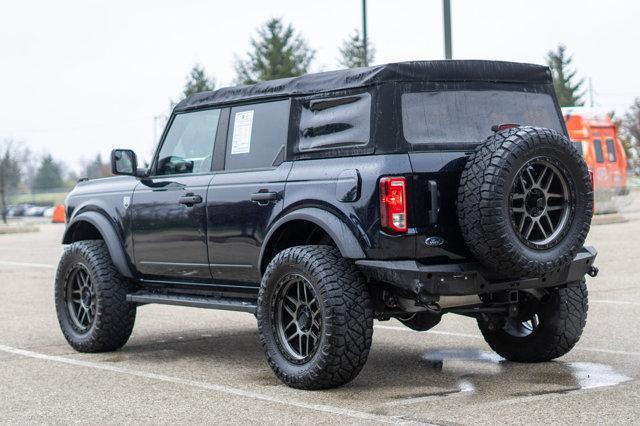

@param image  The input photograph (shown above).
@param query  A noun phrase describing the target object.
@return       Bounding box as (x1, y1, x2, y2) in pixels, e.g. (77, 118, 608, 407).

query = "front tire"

(257, 246, 373, 390)
(478, 281, 588, 362)
(55, 240, 136, 352)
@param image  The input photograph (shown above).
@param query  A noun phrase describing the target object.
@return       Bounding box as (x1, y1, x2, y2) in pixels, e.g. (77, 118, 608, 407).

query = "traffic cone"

(52, 204, 65, 223)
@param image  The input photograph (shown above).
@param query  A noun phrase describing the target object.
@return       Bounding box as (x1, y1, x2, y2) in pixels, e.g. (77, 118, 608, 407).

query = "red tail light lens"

(379, 176, 407, 233)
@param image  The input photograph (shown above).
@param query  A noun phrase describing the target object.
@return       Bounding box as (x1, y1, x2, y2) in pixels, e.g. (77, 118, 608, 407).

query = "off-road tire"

(457, 126, 593, 277)
(257, 245, 374, 390)
(478, 281, 588, 362)
(55, 240, 136, 352)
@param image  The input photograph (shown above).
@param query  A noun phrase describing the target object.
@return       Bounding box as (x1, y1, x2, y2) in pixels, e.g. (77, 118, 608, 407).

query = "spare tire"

(457, 126, 592, 278)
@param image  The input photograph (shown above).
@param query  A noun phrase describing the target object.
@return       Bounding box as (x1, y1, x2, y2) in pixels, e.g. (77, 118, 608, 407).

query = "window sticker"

(231, 110, 254, 154)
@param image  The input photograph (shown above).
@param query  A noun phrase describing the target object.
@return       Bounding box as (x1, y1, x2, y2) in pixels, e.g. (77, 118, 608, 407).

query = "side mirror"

(111, 149, 138, 176)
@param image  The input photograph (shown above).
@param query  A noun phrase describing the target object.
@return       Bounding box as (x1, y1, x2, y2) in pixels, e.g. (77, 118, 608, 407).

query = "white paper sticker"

(231, 110, 254, 154)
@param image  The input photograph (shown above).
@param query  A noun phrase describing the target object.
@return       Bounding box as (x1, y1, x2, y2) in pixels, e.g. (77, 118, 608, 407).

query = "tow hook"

(587, 266, 599, 278)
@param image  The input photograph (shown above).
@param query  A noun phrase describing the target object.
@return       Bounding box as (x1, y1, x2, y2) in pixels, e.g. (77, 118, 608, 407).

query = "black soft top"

(174, 60, 552, 112)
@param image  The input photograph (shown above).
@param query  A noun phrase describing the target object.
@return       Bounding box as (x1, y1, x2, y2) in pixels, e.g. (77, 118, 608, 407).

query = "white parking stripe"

(375, 325, 640, 357)
(376, 325, 481, 340)
(0, 260, 56, 269)
(590, 299, 640, 306)
(0, 344, 422, 425)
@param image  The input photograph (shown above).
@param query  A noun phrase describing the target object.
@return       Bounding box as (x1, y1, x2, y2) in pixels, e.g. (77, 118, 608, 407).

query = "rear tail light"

(379, 176, 407, 233)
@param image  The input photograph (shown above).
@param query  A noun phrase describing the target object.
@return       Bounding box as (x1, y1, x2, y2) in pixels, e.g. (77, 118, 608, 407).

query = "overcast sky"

(2, 0, 639, 171)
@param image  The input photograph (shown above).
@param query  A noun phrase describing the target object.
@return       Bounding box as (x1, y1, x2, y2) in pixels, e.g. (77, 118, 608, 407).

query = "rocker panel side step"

(126, 291, 257, 314)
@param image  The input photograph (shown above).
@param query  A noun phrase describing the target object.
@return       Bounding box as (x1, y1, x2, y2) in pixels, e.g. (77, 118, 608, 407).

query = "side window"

(593, 139, 604, 163)
(297, 92, 371, 152)
(572, 141, 583, 156)
(156, 109, 221, 176)
(224, 100, 289, 171)
(605, 138, 617, 162)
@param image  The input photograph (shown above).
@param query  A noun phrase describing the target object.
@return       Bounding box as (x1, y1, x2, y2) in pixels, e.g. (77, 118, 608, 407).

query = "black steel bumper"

(356, 246, 597, 297)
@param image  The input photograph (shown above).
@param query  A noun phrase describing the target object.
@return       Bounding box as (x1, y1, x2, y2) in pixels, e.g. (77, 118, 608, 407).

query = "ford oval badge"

(425, 236, 444, 247)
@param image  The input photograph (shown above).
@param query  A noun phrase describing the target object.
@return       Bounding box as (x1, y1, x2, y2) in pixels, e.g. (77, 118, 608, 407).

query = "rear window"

(593, 139, 605, 163)
(401, 90, 563, 144)
(605, 138, 617, 162)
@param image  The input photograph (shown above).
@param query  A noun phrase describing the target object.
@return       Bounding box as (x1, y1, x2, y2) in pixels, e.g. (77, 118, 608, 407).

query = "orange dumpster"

(52, 204, 65, 223)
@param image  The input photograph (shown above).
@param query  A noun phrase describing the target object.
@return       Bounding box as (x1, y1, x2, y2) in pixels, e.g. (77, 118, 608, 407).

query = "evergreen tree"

(33, 154, 64, 191)
(620, 98, 640, 170)
(0, 140, 22, 224)
(546, 44, 585, 107)
(82, 154, 104, 180)
(338, 30, 375, 68)
(235, 18, 315, 84)
(183, 65, 215, 98)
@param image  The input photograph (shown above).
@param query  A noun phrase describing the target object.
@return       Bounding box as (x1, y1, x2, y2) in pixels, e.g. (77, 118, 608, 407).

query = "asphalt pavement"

(1, 196, 639, 425)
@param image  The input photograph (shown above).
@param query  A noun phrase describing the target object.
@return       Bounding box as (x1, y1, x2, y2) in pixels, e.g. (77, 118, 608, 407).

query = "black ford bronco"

(55, 60, 597, 389)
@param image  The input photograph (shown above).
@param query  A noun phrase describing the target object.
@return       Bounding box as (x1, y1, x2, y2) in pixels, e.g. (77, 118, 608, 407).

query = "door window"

(156, 109, 221, 175)
(224, 100, 289, 171)
(605, 138, 617, 162)
(593, 139, 604, 163)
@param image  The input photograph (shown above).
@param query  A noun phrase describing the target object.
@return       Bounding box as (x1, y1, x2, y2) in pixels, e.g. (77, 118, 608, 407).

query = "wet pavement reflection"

(399, 348, 634, 402)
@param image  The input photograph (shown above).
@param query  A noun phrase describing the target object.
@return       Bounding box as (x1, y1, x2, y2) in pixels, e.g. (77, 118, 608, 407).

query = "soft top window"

(297, 92, 371, 152)
(402, 90, 563, 145)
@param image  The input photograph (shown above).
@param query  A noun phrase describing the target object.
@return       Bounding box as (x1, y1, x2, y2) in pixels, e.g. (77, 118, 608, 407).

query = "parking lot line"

(0, 344, 422, 425)
(0, 260, 56, 269)
(590, 299, 640, 306)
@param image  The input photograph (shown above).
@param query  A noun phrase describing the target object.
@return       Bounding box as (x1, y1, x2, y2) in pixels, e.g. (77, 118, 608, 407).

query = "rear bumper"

(356, 246, 597, 297)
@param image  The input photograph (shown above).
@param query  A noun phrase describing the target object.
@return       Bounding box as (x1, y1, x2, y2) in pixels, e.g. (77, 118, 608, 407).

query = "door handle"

(250, 191, 278, 205)
(428, 180, 439, 225)
(178, 193, 203, 206)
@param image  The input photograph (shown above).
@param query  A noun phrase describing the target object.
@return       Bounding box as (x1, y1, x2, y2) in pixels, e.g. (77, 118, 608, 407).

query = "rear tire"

(55, 240, 136, 352)
(257, 245, 373, 390)
(478, 281, 588, 362)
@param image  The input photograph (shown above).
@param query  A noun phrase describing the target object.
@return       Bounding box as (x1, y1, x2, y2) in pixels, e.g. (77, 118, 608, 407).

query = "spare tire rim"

(66, 263, 96, 332)
(274, 273, 322, 362)
(509, 157, 574, 249)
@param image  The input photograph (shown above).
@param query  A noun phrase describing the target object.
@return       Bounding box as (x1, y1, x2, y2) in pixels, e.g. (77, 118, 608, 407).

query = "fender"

(259, 207, 366, 272)
(62, 211, 134, 278)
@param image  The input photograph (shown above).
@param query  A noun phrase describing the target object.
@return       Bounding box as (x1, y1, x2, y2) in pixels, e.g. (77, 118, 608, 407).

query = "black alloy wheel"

(65, 263, 97, 332)
(273, 273, 322, 362)
(509, 157, 575, 249)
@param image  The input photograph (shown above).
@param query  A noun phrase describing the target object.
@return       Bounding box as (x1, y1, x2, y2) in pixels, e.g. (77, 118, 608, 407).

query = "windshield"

(401, 90, 563, 145)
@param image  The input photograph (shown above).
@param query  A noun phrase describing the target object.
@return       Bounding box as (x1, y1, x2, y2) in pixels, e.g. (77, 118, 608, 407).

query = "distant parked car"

(43, 207, 54, 218)
(10, 204, 32, 217)
(24, 206, 46, 217)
